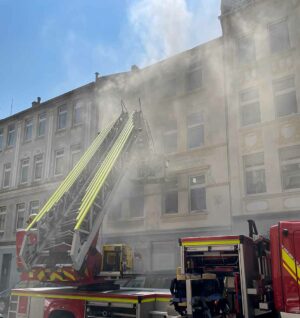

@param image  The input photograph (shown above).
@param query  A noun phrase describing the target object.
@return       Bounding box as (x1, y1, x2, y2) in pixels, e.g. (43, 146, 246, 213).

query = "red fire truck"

(170, 220, 300, 318)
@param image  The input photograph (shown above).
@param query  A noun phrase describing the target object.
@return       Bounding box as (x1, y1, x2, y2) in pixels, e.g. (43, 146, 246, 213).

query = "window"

(24, 118, 33, 141)
(162, 78, 177, 99)
(37, 112, 46, 137)
(73, 101, 84, 125)
(57, 105, 67, 130)
(240, 88, 261, 126)
(237, 35, 256, 64)
(273, 76, 298, 117)
(279, 145, 300, 190)
(244, 152, 266, 195)
(129, 183, 144, 218)
(7, 123, 15, 147)
(163, 119, 177, 153)
(70, 144, 81, 169)
(54, 149, 64, 176)
(33, 154, 43, 181)
(0, 206, 6, 238)
(0, 128, 3, 151)
(189, 175, 206, 212)
(269, 20, 290, 54)
(187, 112, 204, 149)
(2, 163, 11, 188)
(163, 178, 178, 214)
(186, 67, 202, 92)
(29, 200, 39, 215)
(20, 158, 30, 184)
(16, 203, 26, 230)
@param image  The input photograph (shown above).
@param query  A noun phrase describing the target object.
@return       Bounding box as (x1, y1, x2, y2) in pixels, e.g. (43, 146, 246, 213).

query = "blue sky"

(0, 0, 221, 119)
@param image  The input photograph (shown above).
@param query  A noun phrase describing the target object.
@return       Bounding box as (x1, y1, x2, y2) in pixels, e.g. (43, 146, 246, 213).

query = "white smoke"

(128, 0, 221, 66)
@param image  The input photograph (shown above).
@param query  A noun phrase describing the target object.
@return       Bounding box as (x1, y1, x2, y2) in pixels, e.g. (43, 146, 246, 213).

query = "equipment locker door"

(293, 230, 300, 311)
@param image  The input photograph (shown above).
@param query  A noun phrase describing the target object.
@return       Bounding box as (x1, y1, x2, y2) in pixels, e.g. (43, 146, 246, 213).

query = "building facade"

(0, 0, 299, 289)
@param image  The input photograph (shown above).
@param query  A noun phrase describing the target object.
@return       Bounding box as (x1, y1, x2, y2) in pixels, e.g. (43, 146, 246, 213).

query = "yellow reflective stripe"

(182, 239, 240, 247)
(63, 271, 76, 281)
(282, 262, 298, 282)
(281, 248, 297, 275)
(37, 271, 45, 281)
(26, 120, 115, 230)
(156, 297, 171, 302)
(49, 273, 64, 282)
(75, 115, 134, 229)
(11, 291, 139, 304)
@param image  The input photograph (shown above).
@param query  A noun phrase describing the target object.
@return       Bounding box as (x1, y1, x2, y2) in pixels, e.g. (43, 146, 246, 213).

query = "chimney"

(95, 72, 100, 82)
(131, 65, 139, 72)
(32, 97, 41, 107)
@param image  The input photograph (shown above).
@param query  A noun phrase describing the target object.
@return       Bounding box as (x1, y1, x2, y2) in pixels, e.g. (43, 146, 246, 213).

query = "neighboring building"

(0, 0, 299, 289)
(0, 85, 98, 290)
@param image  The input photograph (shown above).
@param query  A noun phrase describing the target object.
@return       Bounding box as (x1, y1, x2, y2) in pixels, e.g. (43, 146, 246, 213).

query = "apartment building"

(0, 84, 98, 290)
(0, 0, 299, 290)
(221, 0, 300, 234)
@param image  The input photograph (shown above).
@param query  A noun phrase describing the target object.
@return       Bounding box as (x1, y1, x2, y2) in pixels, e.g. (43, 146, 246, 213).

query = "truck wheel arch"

(44, 299, 85, 318)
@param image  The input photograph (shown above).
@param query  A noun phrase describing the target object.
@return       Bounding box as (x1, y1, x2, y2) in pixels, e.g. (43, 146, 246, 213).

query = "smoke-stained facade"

(0, 0, 299, 289)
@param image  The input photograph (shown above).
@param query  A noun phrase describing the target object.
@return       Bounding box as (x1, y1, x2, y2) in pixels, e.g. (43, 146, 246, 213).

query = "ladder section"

(71, 112, 137, 270)
(20, 112, 130, 270)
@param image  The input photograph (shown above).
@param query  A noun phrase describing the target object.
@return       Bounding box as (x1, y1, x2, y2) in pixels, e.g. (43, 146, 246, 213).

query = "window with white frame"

(54, 149, 64, 176)
(0, 206, 6, 238)
(7, 123, 15, 147)
(16, 203, 26, 230)
(0, 128, 3, 151)
(279, 145, 300, 190)
(73, 101, 84, 126)
(37, 112, 46, 137)
(163, 178, 178, 214)
(24, 118, 33, 141)
(70, 144, 81, 168)
(29, 200, 39, 215)
(244, 152, 266, 195)
(189, 175, 206, 212)
(240, 88, 261, 126)
(3, 163, 11, 188)
(33, 154, 43, 181)
(57, 105, 67, 130)
(20, 158, 30, 184)
(187, 112, 204, 149)
(237, 35, 256, 64)
(269, 20, 290, 54)
(273, 76, 298, 117)
(163, 119, 177, 153)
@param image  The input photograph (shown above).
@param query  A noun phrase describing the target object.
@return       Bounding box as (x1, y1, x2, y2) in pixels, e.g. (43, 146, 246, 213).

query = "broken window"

(273, 76, 298, 117)
(129, 182, 144, 218)
(73, 101, 84, 126)
(33, 154, 43, 181)
(163, 178, 178, 214)
(189, 175, 206, 212)
(237, 35, 256, 64)
(186, 67, 202, 92)
(187, 112, 204, 149)
(70, 144, 81, 169)
(29, 200, 39, 215)
(269, 20, 290, 54)
(279, 145, 300, 190)
(244, 152, 266, 195)
(240, 87, 261, 126)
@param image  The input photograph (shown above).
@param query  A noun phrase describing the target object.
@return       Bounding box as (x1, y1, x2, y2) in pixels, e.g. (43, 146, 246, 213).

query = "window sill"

(72, 122, 84, 129)
(35, 135, 45, 140)
(55, 128, 67, 134)
(22, 139, 32, 145)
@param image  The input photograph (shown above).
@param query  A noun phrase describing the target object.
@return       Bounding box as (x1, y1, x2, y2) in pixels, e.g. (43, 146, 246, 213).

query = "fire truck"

(170, 220, 300, 318)
(8, 110, 171, 318)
